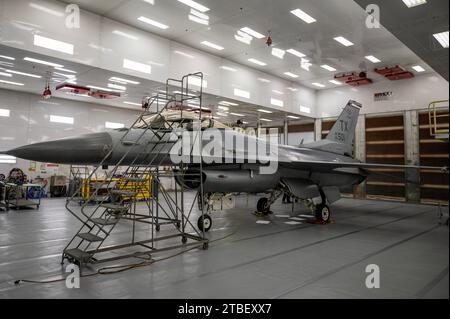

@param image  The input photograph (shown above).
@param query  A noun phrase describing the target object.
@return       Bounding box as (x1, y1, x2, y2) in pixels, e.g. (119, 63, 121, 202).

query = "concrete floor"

(0, 193, 448, 299)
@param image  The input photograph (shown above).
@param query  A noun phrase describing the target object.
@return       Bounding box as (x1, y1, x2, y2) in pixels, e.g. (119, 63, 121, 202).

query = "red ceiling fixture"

(55, 83, 121, 99)
(334, 71, 373, 86)
(374, 65, 414, 81)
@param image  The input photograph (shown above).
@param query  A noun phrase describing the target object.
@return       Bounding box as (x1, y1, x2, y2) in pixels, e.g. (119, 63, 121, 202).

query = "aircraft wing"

(281, 160, 448, 173)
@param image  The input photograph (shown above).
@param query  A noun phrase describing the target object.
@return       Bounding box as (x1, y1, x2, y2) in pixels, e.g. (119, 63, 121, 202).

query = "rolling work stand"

(62, 73, 210, 268)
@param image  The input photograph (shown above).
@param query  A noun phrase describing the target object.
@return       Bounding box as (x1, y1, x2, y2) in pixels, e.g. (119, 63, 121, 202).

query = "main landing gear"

(314, 188, 331, 224)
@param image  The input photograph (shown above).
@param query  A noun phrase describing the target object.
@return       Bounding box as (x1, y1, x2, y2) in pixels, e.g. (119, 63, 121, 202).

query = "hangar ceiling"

(354, 0, 449, 81)
(60, 0, 436, 89)
(0, 44, 310, 127)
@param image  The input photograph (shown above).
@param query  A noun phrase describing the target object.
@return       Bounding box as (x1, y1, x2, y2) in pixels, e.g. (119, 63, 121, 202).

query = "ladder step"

(64, 248, 93, 263)
(100, 203, 129, 211)
(77, 233, 104, 242)
(123, 177, 147, 183)
(111, 190, 137, 197)
(91, 217, 117, 226)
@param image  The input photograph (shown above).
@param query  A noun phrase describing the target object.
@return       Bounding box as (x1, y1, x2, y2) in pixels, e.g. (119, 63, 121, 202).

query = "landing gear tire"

(181, 236, 187, 244)
(257, 198, 271, 215)
(315, 204, 331, 223)
(197, 214, 212, 232)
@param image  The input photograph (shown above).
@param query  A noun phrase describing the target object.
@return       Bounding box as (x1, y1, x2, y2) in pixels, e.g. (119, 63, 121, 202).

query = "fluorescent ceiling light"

(24, 57, 63, 68)
(174, 50, 194, 58)
(321, 64, 337, 72)
(271, 98, 284, 107)
(190, 9, 209, 20)
(109, 77, 140, 85)
(0, 108, 10, 117)
(5, 70, 41, 78)
(221, 66, 237, 72)
(108, 83, 127, 91)
(189, 14, 209, 25)
(201, 41, 224, 50)
(230, 112, 244, 117)
(433, 31, 449, 48)
(258, 78, 271, 83)
(0, 155, 16, 164)
(54, 67, 76, 74)
(142, 0, 155, 4)
(272, 48, 286, 59)
(287, 87, 298, 92)
(218, 105, 229, 111)
(177, 0, 210, 13)
(260, 118, 272, 122)
(287, 115, 300, 119)
(33, 35, 74, 55)
(0, 55, 15, 61)
(112, 30, 138, 40)
(138, 16, 169, 29)
(217, 112, 228, 117)
(0, 72, 12, 77)
(123, 58, 152, 74)
(412, 65, 425, 72)
(312, 82, 325, 88)
(365, 55, 381, 63)
(334, 36, 354, 47)
(272, 90, 284, 95)
(287, 49, 306, 58)
(234, 88, 250, 99)
(50, 115, 74, 125)
(219, 101, 239, 106)
(402, 0, 427, 8)
(29, 3, 64, 16)
(248, 58, 266, 66)
(284, 72, 299, 78)
(329, 80, 342, 85)
(290, 8, 317, 24)
(240, 27, 265, 39)
(301, 58, 312, 71)
(300, 106, 311, 113)
(123, 101, 141, 106)
(235, 34, 252, 45)
(105, 122, 125, 129)
(258, 109, 273, 114)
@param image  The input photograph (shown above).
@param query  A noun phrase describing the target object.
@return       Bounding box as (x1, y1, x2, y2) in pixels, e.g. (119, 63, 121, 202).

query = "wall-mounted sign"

(374, 91, 393, 101)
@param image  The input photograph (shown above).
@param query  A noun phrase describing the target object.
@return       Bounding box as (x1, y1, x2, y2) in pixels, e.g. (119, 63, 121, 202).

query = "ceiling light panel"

(300, 106, 311, 113)
(220, 66, 237, 72)
(286, 49, 306, 58)
(50, 115, 74, 124)
(0, 72, 12, 77)
(123, 58, 152, 74)
(284, 72, 299, 78)
(312, 82, 325, 88)
(402, 0, 427, 8)
(0, 79, 25, 86)
(112, 30, 138, 40)
(271, 98, 284, 107)
(320, 64, 337, 72)
(0, 108, 10, 117)
(365, 55, 381, 63)
(258, 109, 273, 114)
(412, 65, 425, 72)
(290, 8, 317, 24)
(272, 48, 286, 59)
(234, 88, 250, 99)
(201, 41, 224, 50)
(333, 36, 354, 47)
(6, 70, 41, 78)
(24, 57, 63, 68)
(138, 16, 169, 29)
(329, 80, 342, 85)
(0, 55, 15, 61)
(109, 77, 140, 85)
(248, 58, 267, 66)
(177, 0, 210, 13)
(33, 35, 74, 55)
(240, 27, 265, 39)
(105, 122, 125, 129)
(433, 31, 449, 48)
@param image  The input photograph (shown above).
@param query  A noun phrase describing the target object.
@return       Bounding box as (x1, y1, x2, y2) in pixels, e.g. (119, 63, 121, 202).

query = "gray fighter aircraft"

(6, 100, 447, 226)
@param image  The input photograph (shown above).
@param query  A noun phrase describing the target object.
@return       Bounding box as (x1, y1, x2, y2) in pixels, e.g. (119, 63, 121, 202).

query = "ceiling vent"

(374, 65, 415, 81)
(334, 71, 373, 86)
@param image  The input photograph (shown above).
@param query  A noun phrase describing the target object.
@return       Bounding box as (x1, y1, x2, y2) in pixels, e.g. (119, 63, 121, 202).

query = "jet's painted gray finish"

(6, 101, 446, 200)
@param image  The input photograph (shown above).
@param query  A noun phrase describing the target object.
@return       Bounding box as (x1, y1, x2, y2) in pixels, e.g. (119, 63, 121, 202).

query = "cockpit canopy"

(135, 110, 230, 130)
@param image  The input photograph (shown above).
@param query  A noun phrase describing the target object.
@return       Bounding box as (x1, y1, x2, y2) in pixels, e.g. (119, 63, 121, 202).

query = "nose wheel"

(197, 214, 212, 232)
(257, 197, 271, 215)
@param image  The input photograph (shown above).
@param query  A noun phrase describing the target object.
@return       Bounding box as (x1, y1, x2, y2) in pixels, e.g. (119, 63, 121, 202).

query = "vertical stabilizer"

(326, 100, 362, 155)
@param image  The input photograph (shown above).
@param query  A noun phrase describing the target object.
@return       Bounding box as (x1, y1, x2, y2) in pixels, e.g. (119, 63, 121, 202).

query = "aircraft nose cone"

(7, 132, 113, 165)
